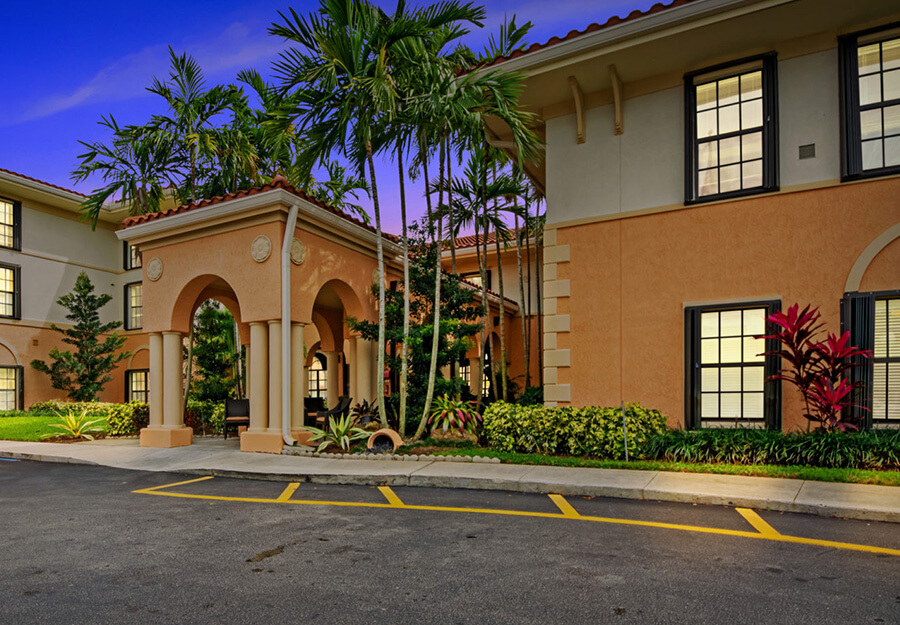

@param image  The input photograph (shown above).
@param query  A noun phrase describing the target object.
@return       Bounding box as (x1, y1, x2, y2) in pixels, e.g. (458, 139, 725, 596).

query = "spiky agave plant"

(43, 408, 106, 440)
(302, 414, 369, 453)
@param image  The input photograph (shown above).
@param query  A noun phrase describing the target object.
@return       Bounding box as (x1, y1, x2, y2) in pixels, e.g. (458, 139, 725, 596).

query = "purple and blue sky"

(1, 0, 643, 233)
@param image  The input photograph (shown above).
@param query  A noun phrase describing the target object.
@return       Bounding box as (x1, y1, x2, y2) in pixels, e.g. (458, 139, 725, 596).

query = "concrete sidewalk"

(1, 437, 898, 523)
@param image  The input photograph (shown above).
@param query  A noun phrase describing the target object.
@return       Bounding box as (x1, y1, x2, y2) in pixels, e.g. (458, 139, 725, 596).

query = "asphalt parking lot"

(2, 460, 898, 624)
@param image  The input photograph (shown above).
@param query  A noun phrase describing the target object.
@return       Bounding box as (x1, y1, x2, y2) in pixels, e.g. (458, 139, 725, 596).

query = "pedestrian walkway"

(1, 437, 897, 523)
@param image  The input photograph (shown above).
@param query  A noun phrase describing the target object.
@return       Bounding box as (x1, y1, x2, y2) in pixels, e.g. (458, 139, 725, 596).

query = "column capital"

(249, 321, 268, 328)
(161, 330, 182, 337)
(267, 319, 281, 326)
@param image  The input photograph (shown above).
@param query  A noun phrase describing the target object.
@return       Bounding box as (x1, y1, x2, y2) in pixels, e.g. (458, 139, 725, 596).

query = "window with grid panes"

(126, 369, 149, 403)
(840, 25, 900, 178)
(125, 283, 142, 329)
(124, 242, 141, 270)
(0, 264, 20, 319)
(872, 297, 900, 424)
(0, 366, 21, 410)
(685, 302, 781, 429)
(684, 55, 778, 203)
(308, 354, 327, 399)
(0, 198, 20, 250)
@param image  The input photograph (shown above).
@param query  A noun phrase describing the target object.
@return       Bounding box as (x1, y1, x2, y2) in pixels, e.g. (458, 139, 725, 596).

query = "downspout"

(282, 203, 300, 446)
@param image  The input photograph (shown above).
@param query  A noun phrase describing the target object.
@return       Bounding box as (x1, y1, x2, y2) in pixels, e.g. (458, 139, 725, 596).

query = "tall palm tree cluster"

(73, 0, 545, 441)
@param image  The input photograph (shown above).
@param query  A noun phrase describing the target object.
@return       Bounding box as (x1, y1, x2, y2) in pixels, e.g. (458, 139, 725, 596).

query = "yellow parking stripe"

(132, 475, 214, 493)
(736, 507, 781, 536)
(548, 494, 581, 518)
(276, 482, 301, 503)
(132, 478, 900, 558)
(378, 486, 405, 507)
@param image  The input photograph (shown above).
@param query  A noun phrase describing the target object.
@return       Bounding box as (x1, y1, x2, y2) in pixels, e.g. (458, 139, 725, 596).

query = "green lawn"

(0, 415, 107, 442)
(400, 441, 900, 487)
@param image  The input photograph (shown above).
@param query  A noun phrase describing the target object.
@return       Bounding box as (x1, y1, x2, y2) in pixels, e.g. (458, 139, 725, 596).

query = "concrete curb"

(2, 447, 898, 524)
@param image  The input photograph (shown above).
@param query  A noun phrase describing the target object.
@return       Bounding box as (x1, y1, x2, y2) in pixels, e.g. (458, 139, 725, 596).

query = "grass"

(0, 414, 107, 442)
(399, 439, 900, 487)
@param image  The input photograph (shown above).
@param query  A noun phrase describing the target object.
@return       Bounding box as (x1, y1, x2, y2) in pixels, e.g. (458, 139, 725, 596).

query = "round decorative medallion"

(146, 257, 163, 281)
(290, 238, 306, 265)
(251, 235, 272, 263)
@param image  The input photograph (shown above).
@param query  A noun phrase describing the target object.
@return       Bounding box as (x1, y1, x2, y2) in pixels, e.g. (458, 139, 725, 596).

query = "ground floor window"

(126, 369, 149, 403)
(844, 291, 900, 427)
(308, 353, 327, 400)
(0, 365, 23, 411)
(685, 301, 781, 429)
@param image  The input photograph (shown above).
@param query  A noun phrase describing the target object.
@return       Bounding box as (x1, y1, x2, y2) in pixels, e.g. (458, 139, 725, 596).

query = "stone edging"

(282, 446, 501, 463)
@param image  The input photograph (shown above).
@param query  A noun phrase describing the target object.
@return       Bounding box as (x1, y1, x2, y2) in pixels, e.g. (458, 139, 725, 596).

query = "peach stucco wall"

(555, 177, 900, 431)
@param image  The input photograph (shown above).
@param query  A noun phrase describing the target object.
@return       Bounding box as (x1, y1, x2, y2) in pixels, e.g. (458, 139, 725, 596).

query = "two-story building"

(486, 0, 900, 431)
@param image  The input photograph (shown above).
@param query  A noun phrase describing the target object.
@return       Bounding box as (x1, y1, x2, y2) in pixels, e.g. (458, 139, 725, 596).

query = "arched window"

(308, 353, 327, 400)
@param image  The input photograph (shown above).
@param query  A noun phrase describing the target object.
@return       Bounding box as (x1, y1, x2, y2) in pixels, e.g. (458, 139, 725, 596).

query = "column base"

(139, 427, 193, 448)
(240, 430, 285, 454)
(290, 429, 316, 447)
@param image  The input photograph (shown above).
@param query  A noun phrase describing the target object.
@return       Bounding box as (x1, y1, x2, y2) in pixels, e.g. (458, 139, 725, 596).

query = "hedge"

(482, 401, 668, 460)
(644, 428, 900, 470)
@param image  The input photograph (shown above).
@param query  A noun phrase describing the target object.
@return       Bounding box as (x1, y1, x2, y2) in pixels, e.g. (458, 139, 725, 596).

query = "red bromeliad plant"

(759, 304, 871, 432)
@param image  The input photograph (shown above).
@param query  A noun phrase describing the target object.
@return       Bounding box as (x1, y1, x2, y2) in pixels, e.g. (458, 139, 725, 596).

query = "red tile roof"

(121, 176, 398, 242)
(481, 0, 698, 69)
(459, 276, 519, 307)
(0, 167, 86, 198)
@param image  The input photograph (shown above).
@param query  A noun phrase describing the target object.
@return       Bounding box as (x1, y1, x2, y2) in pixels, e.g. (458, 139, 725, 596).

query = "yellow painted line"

(548, 494, 581, 518)
(378, 486, 405, 507)
(132, 475, 214, 494)
(276, 482, 301, 503)
(736, 508, 781, 537)
(133, 485, 900, 558)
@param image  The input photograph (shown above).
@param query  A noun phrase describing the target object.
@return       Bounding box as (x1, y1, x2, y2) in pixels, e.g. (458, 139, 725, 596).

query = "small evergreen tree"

(188, 300, 238, 402)
(31, 271, 129, 401)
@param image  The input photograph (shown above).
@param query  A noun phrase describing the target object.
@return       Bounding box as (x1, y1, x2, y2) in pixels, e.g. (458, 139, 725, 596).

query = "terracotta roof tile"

(0, 167, 86, 197)
(459, 276, 519, 306)
(481, 0, 698, 69)
(121, 177, 399, 242)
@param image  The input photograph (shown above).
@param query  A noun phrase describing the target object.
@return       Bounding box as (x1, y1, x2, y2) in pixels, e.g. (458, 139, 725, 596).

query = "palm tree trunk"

(397, 144, 410, 438)
(415, 137, 446, 440)
(478, 144, 490, 404)
(515, 212, 529, 389)
(365, 142, 388, 427)
(524, 195, 533, 385)
(535, 210, 543, 386)
(234, 320, 243, 397)
(448, 150, 457, 274)
(494, 226, 507, 401)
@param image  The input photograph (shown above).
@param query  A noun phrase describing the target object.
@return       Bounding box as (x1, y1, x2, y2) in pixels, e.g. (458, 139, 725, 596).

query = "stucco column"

(148, 333, 163, 427)
(248, 322, 268, 431)
(468, 357, 482, 396)
(356, 339, 373, 403)
(346, 337, 358, 402)
(162, 332, 183, 428)
(291, 323, 306, 430)
(325, 351, 340, 408)
(268, 320, 282, 431)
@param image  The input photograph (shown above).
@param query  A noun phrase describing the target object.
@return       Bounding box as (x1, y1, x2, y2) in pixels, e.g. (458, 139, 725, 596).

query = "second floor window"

(0, 197, 21, 251)
(124, 242, 141, 270)
(125, 283, 142, 330)
(840, 25, 900, 179)
(684, 54, 778, 203)
(0, 263, 21, 319)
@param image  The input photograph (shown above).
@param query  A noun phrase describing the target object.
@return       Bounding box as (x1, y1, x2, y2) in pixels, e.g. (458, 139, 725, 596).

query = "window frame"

(123, 242, 141, 271)
(125, 369, 149, 403)
(839, 22, 900, 181)
(684, 300, 782, 430)
(124, 281, 142, 330)
(0, 365, 24, 411)
(0, 196, 21, 251)
(307, 353, 327, 400)
(683, 53, 779, 205)
(0, 262, 22, 320)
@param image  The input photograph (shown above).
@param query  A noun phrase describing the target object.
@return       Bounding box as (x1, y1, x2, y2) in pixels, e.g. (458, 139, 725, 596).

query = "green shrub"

(515, 386, 544, 406)
(208, 403, 225, 434)
(185, 397, 226, 434)
(28, 400, 115, 417)
(644, 428, 900, 470)
(482, 401, 668, 460)
(105, 402, 149, 436)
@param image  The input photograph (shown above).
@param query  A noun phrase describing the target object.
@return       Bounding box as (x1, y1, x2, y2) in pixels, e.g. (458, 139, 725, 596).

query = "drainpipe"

(282, 203, 300, 446)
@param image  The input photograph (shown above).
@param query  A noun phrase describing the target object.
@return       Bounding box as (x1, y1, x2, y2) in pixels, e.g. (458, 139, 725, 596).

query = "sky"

(0, 0, 645, 234)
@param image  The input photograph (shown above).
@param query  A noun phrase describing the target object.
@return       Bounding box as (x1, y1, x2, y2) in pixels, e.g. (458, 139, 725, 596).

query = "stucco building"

(485, 0, 900, 431)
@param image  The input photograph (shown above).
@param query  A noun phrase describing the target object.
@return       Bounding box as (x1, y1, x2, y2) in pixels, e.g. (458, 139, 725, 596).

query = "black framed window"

(0, 263, 21, 319)
(125, 282, 142, 330)
(840, 24, 900, 179)
(123, 242, 141, 270)
(126, 369, 149, 403)
(308, 353, 327, 400)
(461, 270, 491, 290)
(0, 197, 21, 251)
(684, 54, 778, 203)
(685, 301, 781, 429)
(0, 365, 23, 411)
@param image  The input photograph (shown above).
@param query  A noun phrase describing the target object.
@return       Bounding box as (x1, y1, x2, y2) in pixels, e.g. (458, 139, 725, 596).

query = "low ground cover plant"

(644, 428, 900, 470)
(303, 414, 369, 452)
(482, 402, 668, 460)
(42, 408, 105, 440)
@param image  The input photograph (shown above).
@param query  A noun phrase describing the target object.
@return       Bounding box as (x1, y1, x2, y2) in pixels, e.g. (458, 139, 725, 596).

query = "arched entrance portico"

(119, 178, 400, 453)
